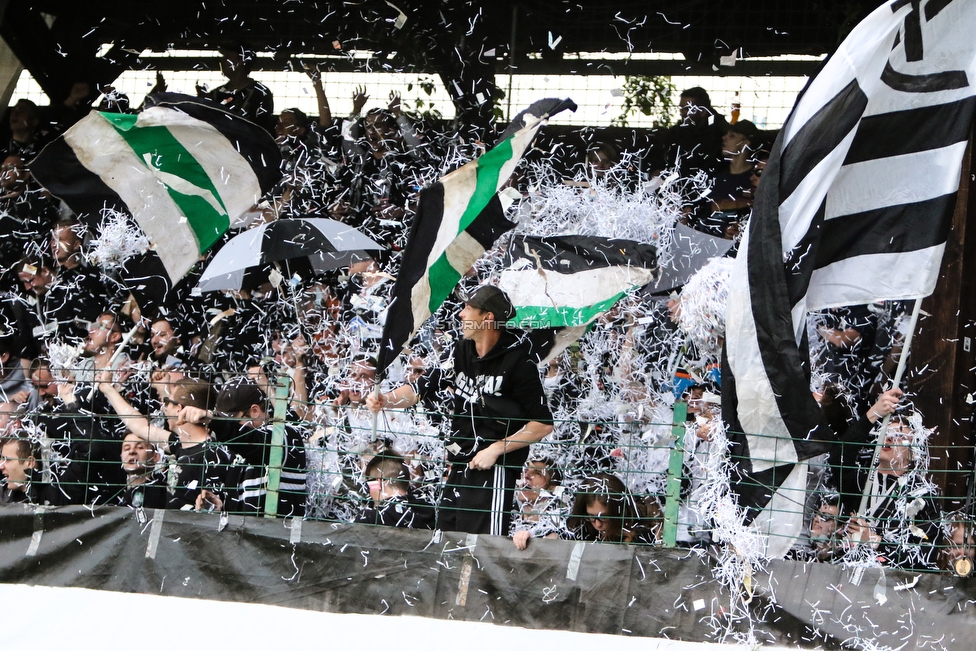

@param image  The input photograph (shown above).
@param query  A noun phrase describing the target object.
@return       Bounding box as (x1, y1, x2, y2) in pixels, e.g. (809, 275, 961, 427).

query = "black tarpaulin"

(2, 504, 974, 648)
(763, 558, 976, 648)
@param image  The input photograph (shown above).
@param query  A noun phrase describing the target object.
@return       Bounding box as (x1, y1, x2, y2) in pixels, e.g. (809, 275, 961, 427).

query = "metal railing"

(4, 372, 971, 574)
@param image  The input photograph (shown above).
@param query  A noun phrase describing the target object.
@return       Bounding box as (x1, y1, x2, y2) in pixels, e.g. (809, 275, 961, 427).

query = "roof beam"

(130, 53, 822, 78)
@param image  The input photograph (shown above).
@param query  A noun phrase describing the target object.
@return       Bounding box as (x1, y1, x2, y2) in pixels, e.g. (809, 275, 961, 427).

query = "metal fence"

(6, 372, 971, 575)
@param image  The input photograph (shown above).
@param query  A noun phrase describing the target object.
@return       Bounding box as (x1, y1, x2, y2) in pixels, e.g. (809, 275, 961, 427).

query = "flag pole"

(109, 322, 143, 368)
(855, 298, 924, 520)
(91, 321, 143, 403)
(369, 382, 381, 442)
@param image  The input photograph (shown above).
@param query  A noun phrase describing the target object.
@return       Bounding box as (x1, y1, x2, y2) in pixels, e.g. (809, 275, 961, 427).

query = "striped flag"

(723, 0, 976, 558)
(498, 234, 658, 361)
(31, 94, 281, 283)
(375, 99, 575, 375)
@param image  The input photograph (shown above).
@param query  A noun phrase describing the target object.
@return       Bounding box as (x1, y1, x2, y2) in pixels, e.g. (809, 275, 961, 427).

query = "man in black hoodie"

(368, 286, 553, 536)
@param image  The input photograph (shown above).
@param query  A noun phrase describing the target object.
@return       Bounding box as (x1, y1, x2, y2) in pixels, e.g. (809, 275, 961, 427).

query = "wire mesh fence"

(3, 371, 971, 575)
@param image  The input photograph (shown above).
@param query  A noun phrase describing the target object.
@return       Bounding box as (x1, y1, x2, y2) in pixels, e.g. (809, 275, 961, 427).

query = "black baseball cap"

(726, 119, 760, 143)
(462, 285, 515, 322)
(215, 379, 265, 416)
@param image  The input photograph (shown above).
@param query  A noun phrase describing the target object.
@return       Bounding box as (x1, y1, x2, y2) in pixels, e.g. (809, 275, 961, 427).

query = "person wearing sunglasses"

(366, 285, 554, 537)
(566, 473, 656, 544)
(806, 494, 845, 562)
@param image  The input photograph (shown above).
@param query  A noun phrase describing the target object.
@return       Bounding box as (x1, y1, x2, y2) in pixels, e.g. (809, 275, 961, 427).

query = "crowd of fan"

(0, 48, 971, 572)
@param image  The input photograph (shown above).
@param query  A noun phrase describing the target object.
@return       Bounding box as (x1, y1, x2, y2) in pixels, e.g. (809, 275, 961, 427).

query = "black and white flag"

(375, 99, 576, 376)
(723, 0, 976, 558)
(498, 234, 658, 362)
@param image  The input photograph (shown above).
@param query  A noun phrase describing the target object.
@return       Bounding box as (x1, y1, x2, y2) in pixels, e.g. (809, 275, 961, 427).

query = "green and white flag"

(499, 234, 658, 361)
(376, 98, 576, 374)
(31, 94, 281, 283)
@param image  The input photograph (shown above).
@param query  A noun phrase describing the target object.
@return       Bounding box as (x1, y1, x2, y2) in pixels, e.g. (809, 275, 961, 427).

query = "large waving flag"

(723, 0, 976, 558)
(498, 234, 658, 362)
(375, 99, 576, 375)
(31, 94, 281, 284)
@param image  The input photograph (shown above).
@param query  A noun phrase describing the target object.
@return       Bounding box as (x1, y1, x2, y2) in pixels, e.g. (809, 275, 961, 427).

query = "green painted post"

(662, 400, 688, 548)
(264, 375, 291, 518)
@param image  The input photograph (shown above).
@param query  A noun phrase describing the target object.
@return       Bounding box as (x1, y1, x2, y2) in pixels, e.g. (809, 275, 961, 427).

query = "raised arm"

(817, 323, 862, 348)
(96, 372, 171, 447)
(365, 383, 420, 412)
(388, 91, 421, 151)
(303, 62, 332, 126)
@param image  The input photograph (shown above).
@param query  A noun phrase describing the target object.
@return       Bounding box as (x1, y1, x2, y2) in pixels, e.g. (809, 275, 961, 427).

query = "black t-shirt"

(665, 119, 726, 186)
(419, 329, 552, 465)
(121, 474, 169, 510)
(356, 492, 434, 529)
(167, 435, 233, 510)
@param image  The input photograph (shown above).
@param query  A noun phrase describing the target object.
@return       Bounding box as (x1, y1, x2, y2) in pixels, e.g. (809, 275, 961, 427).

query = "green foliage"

(405, 75, 443, 120)
(491, 87, 507, 122)
(612, 75, 678, 128)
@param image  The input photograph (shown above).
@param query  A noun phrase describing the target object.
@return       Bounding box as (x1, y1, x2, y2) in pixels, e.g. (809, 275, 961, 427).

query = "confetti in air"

(46, 341, 83, 382)
(88, 210, 150, 269)
(676, 256, 733, 362)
